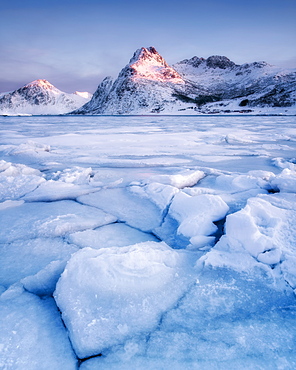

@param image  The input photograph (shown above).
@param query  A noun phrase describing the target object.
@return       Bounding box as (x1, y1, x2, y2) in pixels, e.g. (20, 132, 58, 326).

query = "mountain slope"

(0, 80, 92, 115)
(73, 47, 296, 115)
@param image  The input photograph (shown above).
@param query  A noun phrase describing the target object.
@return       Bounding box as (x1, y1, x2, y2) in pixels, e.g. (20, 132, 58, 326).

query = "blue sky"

(1, 0, 295, 93)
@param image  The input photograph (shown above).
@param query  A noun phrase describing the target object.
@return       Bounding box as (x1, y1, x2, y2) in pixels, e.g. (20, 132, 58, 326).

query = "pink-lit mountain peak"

(130, 47, 168, 66)
(0, 79, 92, 115)
(128, 47, 184, 84)
(25, 79, 57, 90)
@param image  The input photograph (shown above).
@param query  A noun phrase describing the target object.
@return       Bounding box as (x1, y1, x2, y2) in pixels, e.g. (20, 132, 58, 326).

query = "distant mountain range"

(1, 47, 295, 115)
(0, 79, 92, 115)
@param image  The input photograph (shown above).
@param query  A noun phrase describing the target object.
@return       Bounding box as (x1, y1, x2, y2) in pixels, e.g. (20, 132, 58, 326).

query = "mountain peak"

(0, 79, 91, 115)
(206, 55, 236, 69)
(130, 47, 167, 66)
(127, 46, 184, 84)
(25, 79, 56, 90)
(176, 56, 206, 68)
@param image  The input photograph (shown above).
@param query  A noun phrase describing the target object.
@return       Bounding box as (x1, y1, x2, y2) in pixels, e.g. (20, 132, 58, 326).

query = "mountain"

(0, 80, 92, 115)
(173, 56, 296, 114)
(74, 47, 185, 115)
(73, 47, 296, 115)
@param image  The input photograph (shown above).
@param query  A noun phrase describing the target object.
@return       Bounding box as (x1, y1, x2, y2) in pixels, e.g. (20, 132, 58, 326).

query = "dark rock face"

(176, 55, 236, 69)
(248, 81, 296, 107)
(239, 99, 249, 107)
(206, 55, 236, 69)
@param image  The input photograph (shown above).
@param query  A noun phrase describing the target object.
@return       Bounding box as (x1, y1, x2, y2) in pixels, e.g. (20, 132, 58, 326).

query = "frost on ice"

(78, 187, 164, 232)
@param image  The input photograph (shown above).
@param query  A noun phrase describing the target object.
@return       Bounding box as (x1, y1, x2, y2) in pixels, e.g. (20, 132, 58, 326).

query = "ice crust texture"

(1, 115, 296, 369)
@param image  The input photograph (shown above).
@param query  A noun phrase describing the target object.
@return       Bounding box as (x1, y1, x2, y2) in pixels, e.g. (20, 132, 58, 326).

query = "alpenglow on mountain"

(73, 46, 296, 115)
(0, 79, 92, 115)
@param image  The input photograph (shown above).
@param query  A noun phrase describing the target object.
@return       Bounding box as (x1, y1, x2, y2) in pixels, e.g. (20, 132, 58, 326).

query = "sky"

(0, 0, 295, 94)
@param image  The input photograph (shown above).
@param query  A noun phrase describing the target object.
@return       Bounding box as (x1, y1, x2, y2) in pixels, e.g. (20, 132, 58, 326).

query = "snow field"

(0, 115, 296, 368)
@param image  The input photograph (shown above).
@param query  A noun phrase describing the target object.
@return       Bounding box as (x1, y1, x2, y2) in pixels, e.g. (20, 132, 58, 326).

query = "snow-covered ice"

(54, 241, 196, 359)
(0, 115, 296, 368)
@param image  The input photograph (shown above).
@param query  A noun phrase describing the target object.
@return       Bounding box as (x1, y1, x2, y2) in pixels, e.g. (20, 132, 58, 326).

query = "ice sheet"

(1, 115, 295, 173)
(1, 115, 296, 368)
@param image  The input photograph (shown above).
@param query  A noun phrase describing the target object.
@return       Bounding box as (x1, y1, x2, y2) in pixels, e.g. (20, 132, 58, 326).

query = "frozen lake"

(1, 115, 296, 174)
(0, 115, 296, 369)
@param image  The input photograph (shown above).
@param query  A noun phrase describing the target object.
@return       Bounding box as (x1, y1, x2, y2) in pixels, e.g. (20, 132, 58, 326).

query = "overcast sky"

(1, 0, 295, 94)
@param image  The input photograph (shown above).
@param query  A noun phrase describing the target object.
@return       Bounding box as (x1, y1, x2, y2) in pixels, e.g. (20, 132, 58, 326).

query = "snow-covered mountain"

(74, 47, 185, 115)
(0, 79, 92, 115)
(73, 47, 296, 115)
(174, 56, 296, 114)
